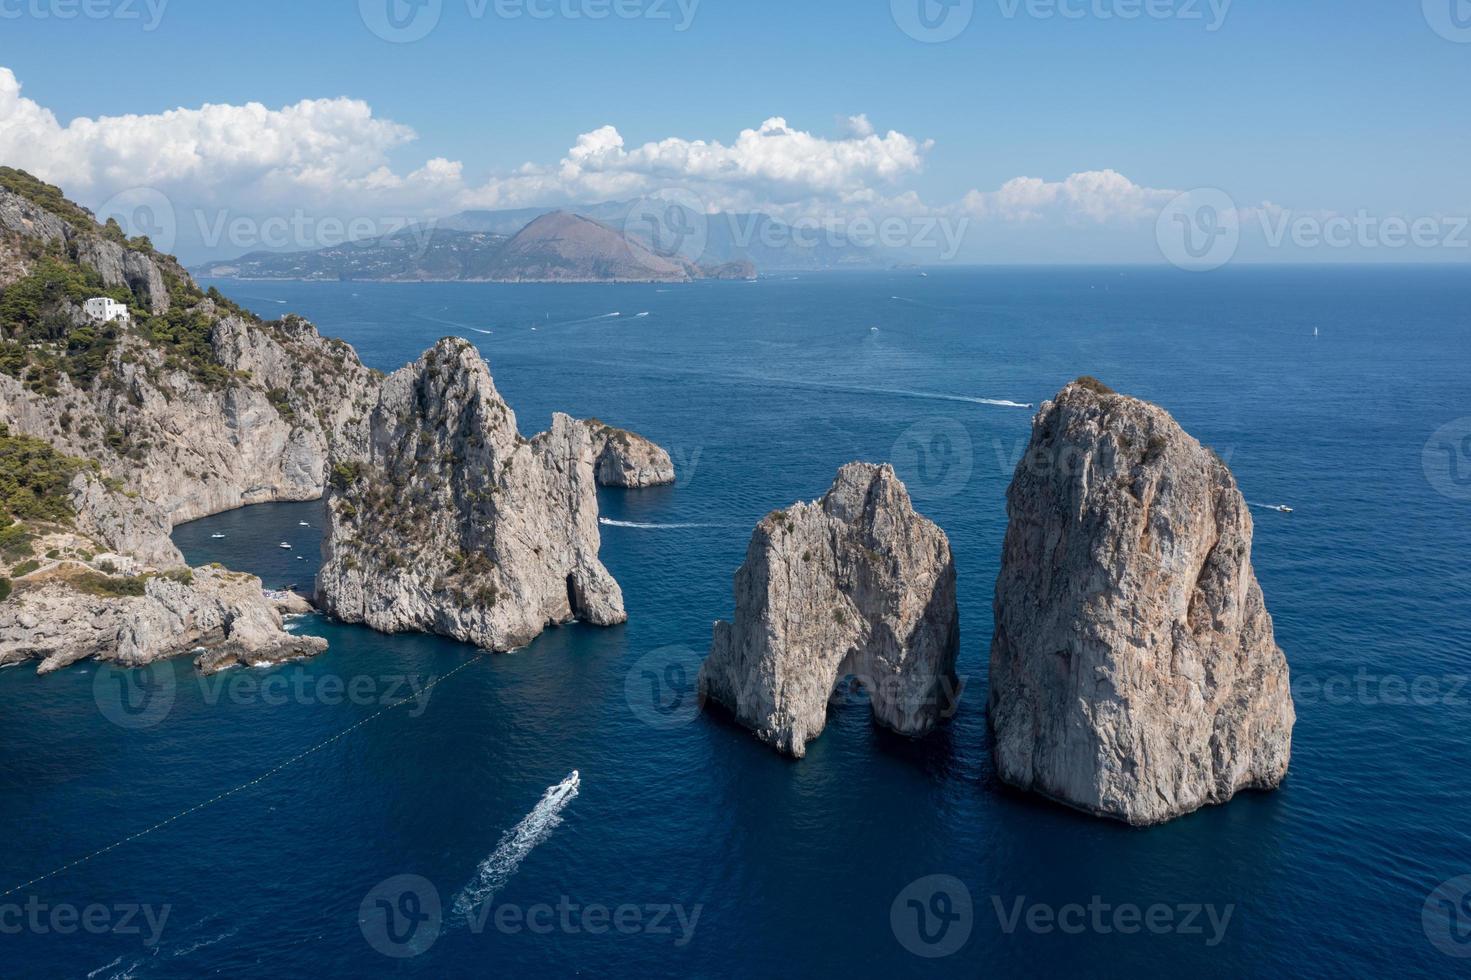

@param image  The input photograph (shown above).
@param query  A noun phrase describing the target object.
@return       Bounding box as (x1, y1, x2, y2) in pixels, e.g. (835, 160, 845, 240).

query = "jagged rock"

(0, 186, 381, 526)
(68, 471, 184, 569)
(73, 236, 170, 315)
(0, 565, 327, 675)
(699, 463, 959, 758)
(316, 338, 626, 651)
(578, 419, 675, 488)
(988, 379, 1295, 826)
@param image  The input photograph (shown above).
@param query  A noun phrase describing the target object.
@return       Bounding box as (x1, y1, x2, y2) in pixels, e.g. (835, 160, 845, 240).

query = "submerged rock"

(988, 379, 1295, 826)
(0, 565, 326, 675)
(316, 338, 626, 651)
(699, 463, 959, 757)
(578, 418, 676, 488)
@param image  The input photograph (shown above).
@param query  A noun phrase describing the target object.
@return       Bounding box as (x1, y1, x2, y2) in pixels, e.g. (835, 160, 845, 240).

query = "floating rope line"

(1, 656, 483, 900)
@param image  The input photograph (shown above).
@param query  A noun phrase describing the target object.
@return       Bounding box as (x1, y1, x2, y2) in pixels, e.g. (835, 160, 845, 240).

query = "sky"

(0, 0, 1468, 264)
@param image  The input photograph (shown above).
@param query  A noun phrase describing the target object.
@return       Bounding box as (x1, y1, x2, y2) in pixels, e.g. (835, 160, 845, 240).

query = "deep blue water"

(3, 267, 1470, 978)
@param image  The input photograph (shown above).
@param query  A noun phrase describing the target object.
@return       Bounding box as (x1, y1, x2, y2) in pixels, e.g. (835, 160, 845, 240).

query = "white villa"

(83, 297, 130, 325)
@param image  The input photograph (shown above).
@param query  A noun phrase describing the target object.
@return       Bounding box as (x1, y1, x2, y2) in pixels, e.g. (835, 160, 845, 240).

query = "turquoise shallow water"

(2, 267, 1470, 977)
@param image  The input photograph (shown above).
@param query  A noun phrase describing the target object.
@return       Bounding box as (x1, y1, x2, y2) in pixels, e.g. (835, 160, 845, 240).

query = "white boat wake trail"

(600, 518, 713, 529)
(451, 771, 580, 925)
(861, 386, 1033, 410)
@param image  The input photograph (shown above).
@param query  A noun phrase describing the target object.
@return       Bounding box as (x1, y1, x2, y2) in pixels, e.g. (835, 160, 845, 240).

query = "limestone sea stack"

(316, 338, 629, 651)
(699, 463, 959, 757)
(988, 378, 1295, 826)
(578, 419, 676, 488)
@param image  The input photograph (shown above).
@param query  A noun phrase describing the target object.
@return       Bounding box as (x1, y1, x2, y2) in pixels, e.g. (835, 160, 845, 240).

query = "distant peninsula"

(194, 211, 758, 284)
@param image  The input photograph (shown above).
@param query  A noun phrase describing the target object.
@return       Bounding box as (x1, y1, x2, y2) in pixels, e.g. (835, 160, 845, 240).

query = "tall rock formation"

(699, 463, 959, 757)
(316, 339, 629, 651)
(988, 379, 1295, 826)
(578, 418, 676, 488)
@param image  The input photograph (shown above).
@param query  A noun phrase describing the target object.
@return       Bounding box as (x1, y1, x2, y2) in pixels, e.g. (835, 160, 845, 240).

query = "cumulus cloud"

(0, 67, 933, 225)
(959, 169, 1176, 223)
(0, 67, 444, 215)
(0, 64, 1188, 263)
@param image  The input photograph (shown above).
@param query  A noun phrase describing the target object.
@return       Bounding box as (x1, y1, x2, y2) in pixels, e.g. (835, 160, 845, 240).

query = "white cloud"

(960, 169, 1176, 223)
(0, 67, 933, 225)
(0, 64, 1194, 263)
(0, 67, 444, 216)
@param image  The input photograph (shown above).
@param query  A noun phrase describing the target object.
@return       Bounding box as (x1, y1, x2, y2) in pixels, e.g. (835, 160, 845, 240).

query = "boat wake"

(634, 312, 651, 318)
(451, 771, 580, 924)
(557, 312, 622, 327)
(864, 386, 1033, 410)
(600, 518, 712, 529)
(470, 327, 493, 335)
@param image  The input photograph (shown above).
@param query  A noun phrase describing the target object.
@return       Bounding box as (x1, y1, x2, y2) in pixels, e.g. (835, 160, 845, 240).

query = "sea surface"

(3, 267, 1470, 978)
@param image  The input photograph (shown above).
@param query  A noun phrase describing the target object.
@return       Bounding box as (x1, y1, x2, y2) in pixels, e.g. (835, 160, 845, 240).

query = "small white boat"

(279, 542, 292, 550)
(211, 533, 226, 539)
(1276, 506, 1294, 514)
(298, 521, 310, 527)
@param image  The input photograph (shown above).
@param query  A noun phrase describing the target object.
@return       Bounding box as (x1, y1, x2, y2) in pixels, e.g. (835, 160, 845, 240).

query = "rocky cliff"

(0, 170, 359, 674)
(316, 338, 631, 651)
(0, 563, 326, 675)
(699, 463, 959, 757)
(578, 419, 676, 488)
(0, 422, 323, 675)
(0, 173, 379, 525)
(988, 379, 1294, 826)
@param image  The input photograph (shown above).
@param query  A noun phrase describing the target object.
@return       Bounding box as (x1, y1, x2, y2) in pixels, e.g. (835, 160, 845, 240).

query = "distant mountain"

(479, 211, 689, 282)
(194, 200, 877, 282)
(193, 210, 758, 283)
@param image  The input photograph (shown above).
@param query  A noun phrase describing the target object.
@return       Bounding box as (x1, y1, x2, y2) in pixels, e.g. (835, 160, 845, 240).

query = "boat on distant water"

(279, 542, 292, 550)
(211, 533, 226, 539)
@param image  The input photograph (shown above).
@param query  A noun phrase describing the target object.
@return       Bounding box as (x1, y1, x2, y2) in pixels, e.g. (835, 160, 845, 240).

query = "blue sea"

(3, 267, 1470, 978)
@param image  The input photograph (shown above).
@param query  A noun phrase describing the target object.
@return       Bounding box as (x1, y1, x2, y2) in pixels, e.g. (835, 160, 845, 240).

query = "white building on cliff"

(83, 297, 130, 325)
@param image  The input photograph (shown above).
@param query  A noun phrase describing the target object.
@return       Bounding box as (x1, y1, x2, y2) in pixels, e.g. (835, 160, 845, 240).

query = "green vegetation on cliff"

(0, 422, 85, 526)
